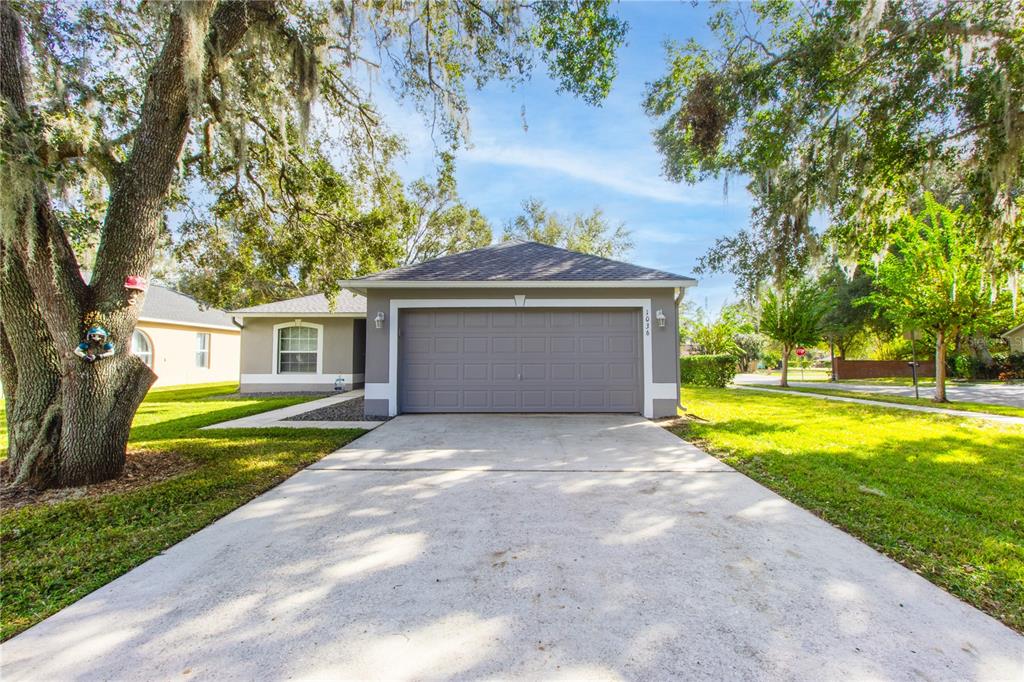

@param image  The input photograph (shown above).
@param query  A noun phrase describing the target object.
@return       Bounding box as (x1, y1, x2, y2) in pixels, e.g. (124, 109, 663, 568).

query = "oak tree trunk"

(1, 1, 272, 489)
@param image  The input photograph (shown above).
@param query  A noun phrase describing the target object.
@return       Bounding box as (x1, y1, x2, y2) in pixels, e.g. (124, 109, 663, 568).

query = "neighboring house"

(132, 284, 241, 386)
(234, 241, 696, 419)
(1002, 321, 1024, 353)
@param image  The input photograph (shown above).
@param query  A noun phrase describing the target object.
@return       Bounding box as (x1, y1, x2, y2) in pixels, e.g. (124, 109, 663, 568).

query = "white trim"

(384, 297, 664, 418)
(1002, 321, 1024, 338)
(234, 312, 366, 319)
(340, 279, 696, 290)
(364, 382, 390, 400)
(241, 373, 365, 385)
(272, 321, 324, 375)
(138, 317, 239, 332)
(650, 382, 680, 400)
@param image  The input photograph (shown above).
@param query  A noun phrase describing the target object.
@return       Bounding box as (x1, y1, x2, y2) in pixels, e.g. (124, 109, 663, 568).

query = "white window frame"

(195, 332, 211, 368)
(273, 321, 324, 375)
(131, 329, 154, 368)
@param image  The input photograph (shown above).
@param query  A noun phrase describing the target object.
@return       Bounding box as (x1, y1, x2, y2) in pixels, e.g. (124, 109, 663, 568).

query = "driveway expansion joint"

(305, 466, 740, 474)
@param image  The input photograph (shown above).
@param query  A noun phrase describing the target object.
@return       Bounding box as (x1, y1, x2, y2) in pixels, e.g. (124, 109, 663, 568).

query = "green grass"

(0, 382, 364, 641)
(749, 384, 1024, 418)
(671, 387, 1024, 632)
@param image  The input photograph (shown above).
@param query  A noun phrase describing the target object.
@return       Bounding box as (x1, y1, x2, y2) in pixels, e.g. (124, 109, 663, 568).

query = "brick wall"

(832, 358, 936, 380)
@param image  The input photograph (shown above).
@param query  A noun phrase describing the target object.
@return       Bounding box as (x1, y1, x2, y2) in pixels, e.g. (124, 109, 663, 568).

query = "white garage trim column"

(365, 297, 661, 418)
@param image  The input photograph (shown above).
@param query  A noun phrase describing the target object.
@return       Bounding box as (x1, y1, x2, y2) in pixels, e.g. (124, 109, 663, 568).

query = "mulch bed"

(0, 450, 196, 512)
(282, 396, 389, 422)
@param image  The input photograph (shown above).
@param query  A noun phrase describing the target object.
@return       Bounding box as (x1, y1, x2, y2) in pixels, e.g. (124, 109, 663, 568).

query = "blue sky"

(384, 2, 752, 313)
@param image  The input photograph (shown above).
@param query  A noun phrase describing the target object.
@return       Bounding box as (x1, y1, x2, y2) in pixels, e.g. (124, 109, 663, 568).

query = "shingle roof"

(232, 291, 366, 315)
(140, 284, 236, 328)
(350, 241, 695, 283)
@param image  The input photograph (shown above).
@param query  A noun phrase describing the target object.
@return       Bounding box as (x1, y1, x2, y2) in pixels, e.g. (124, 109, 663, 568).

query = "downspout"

(675, 288, 685, 414)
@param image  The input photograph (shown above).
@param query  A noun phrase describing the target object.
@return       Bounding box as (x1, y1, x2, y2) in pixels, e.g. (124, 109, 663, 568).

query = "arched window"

(275, 322, 322, 374)
(131, 329, 153, 368)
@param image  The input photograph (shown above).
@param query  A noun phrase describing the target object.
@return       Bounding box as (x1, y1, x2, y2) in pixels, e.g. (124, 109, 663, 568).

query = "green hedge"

(679, 354, 737, 387)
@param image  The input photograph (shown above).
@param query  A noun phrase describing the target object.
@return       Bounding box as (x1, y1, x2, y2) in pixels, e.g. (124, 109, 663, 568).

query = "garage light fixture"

(655, 309, 666, 328)
(374, 312, 385, 329)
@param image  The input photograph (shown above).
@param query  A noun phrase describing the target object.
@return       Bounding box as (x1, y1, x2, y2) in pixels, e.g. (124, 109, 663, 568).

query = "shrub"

(680, 354, 737, 387)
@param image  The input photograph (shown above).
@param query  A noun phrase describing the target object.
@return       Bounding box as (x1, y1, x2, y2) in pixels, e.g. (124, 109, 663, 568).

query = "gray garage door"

(399, 309, 642, 413)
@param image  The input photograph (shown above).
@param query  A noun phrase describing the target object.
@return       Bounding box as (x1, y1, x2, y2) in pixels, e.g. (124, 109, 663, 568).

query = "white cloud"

(462, 144, 734, 206)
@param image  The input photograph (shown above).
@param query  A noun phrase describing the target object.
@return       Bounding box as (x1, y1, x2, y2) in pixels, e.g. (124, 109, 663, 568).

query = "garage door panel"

(608, 390, 638, 410)
(492, 390, 517, 409)
(551, 363, 576, 380)
(609, 363, 636, 380)
(521, 337, 547, 353)
(406, 363, 431, 380)
(551, 337, 576, 353)
(406, 337, 431, 354)
(463, 312, 489, 327)
(463, 337, 488, 353)
(521, 363, 547, 380)
(434, 337, 460, 353)
(434, 363, 459, 380)
(521, 390, 548, 410)
(492, 337, 517, 354)
(551, 390, 576, 409)
(609, 336, 636, 353)
(399, 309, 641, 413)
(493, 363, 517, 380)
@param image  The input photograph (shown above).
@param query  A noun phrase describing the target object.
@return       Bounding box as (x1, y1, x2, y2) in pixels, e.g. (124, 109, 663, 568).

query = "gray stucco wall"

(363, 287, 681, 418)
(239, 316, 364, 392)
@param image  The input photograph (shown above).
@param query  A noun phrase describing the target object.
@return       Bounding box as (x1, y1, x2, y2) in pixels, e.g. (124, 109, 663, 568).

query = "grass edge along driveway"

(670, 386, 1024, 634)
(0, 383, 365, 641)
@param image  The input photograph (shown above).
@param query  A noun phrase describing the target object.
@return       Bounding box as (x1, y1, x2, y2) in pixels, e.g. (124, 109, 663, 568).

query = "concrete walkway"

(3, 414, 1021, 680)
(735, 373, 1024, 408)
(732, 384, 1024, 425)
(201, 390, 384, 430)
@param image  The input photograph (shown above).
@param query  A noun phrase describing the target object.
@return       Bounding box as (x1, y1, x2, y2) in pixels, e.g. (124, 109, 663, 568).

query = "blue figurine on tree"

(74, 312, 115, 363)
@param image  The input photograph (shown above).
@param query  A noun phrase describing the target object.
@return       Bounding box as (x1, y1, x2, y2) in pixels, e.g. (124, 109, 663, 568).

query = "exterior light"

(374, 311, 385, 329)
(655, 309, 666, 328)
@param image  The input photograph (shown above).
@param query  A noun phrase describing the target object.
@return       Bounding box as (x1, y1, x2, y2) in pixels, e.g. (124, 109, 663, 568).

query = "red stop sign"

(795, 347, 806, 357)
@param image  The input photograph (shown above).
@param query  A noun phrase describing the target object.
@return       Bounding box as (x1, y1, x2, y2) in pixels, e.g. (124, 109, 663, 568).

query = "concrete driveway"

(735, 373, 1024, 408)
(3, 415, 1021, 680)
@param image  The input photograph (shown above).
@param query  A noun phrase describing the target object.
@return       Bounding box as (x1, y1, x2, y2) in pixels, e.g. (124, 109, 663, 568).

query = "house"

(233, 241, 697, 418)
(1002, 321, 1024, 353)
(131, 284, 241, 386)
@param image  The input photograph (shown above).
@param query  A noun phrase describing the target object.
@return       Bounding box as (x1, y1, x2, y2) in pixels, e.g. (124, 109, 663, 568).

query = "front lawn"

(0, 383, 364, 640)
(670, 387, 1024, 633)
(749, 384, 1024, 418)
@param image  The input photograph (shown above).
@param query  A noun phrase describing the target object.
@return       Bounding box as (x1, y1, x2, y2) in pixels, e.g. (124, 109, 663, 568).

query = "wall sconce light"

(655, 309, 666, 328)
(374, 311, 385, 329)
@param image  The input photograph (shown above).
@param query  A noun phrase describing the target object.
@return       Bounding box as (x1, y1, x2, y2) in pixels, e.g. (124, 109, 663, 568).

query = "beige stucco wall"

(239, 316, 365, 392)
(135, 321, 240, 387)
(1006, 328, 1024, 353)
(362, 287, 682, 418)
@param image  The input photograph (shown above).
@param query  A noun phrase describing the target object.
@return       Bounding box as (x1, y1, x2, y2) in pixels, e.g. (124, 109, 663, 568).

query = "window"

(195, 332, 210, 368)
(131, 330, 153, 368)
(277, 325, 319, 373)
